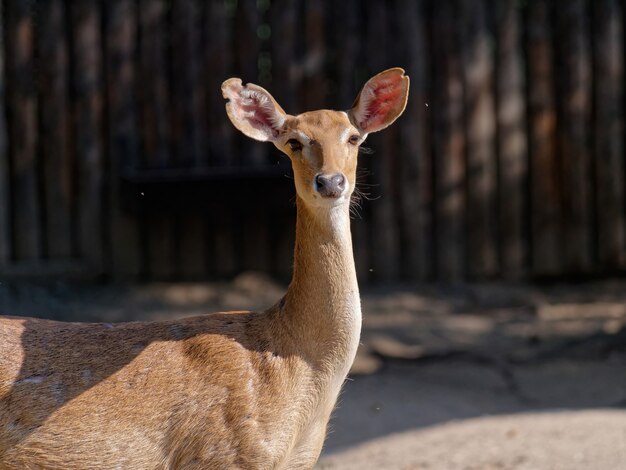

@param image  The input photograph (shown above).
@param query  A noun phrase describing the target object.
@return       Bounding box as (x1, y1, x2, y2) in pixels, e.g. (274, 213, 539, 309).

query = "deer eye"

(287, 139, 302, 152)
(348, 134, 360, 145)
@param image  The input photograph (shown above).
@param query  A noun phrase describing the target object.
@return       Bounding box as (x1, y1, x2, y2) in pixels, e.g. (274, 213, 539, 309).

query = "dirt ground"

(1, 274, 626, 469)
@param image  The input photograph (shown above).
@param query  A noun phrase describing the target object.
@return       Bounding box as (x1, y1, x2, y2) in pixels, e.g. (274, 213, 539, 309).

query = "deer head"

(222, 68, 409, 211)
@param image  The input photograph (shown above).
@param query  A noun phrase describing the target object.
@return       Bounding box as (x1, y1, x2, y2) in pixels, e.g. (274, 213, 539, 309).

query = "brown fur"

(0, 68, 408, 469)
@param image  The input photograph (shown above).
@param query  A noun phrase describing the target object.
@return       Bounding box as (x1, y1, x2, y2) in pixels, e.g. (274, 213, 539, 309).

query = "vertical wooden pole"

(415, 1, 435, 282)
(393, 0, 432, 280)
(269, 0, 299, 280)
(206, 1, 231, 278)
(432, 0, 466, 281)
(38, 0, 72, 260)
(0, 0, 10, 267)
(138, 0, 170, 169)
(104, 0, 141, 280)
(527, 0, 561, 276)
(234, 0, 263, 167)
(460, 0, 498, 279)
(206, 0, 234, 167)
(69, 0, 105, 275)
(366, 0, 399, 282)
(138, 0, 175, 280)
(554, 0, 593, 273)
(270, 0, 298, 113)
(333, 0, 360, 110)
(205, 0, 236, 277)
(302, 0, 327, 109)
(5, 0, 41, 262)
(171, 0, 207, 280)
(383, 9, 404, 281)
(170, 0, 204, 168)
(494, 0, 528, 279)
(593, 0, 625, 270)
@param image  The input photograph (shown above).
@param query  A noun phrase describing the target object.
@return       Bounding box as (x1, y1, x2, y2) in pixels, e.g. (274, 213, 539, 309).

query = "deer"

(0, 68, 409, 469)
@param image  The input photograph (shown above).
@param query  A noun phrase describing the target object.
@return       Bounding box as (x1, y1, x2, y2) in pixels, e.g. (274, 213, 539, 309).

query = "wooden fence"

(0, 0, 625, 283)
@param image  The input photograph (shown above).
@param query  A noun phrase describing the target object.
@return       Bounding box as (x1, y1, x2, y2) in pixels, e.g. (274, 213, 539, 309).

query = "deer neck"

(281, 196, 361, 372)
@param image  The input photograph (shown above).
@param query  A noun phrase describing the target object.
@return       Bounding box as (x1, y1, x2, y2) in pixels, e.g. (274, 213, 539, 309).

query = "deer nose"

(315, 173, 346, 198)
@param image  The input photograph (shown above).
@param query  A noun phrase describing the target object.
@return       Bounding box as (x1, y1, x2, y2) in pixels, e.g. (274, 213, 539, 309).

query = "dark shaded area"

(120, 160, 295, 214)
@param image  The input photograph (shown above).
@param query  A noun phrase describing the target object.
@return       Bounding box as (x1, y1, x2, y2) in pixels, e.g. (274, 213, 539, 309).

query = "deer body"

(0, 69, 408, 469)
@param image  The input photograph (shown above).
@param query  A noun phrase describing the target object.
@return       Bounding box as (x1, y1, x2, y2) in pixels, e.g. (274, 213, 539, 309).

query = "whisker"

(354, 186, 376, 201)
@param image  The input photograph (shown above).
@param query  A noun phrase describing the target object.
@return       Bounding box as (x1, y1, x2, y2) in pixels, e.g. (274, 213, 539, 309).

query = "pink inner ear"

(232, 88, 281, 138)
(358, 74, 404, 132)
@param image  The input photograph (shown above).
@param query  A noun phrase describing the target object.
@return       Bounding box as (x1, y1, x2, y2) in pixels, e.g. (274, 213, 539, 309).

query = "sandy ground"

(1, 274, 626, 469)
(319, 360, 626, 469)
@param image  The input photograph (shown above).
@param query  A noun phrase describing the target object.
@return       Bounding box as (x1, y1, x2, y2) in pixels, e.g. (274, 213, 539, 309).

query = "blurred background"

(0, 0, 624, 284)
(1, 1, 626, 468)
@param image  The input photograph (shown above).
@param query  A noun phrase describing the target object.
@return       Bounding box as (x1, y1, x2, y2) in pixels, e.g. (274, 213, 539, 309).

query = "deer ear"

(222, 78, 288, 142)
(349, 68, 409, 134)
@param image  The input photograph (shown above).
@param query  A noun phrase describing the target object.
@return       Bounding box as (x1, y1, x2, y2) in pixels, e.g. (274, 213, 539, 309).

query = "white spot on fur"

(327, 201, 352, 231)
(246, 377, 255, 395)
(339, 127, 353, 144)
(293, 130, 312, 145)
(16, 375, 46, 385)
